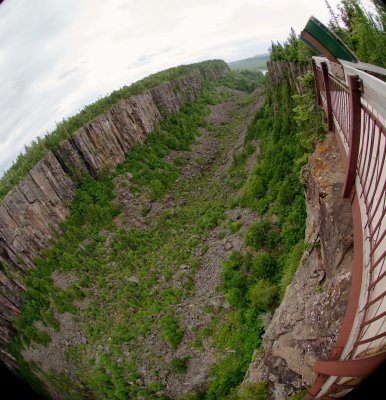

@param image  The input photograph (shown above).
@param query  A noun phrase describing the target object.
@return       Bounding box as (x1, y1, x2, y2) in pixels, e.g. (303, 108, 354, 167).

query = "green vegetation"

(270, 1, 386, 68)
(236, 67, 324, 298)
(170, 356, 190, 374)
(5, 339, 51, 400)
(287, 388, 310, 400)
(228, 220, 242, 233)
(8, 81, 221, 399)
(227, 382, 268, 400)
(326, 0, 386, 67)
(270, 28, 313, 63)
(159, 314, 184, 350)
(206, 30, 325, 399)
(205, 27, 328, 399)
(115, 88, 215, 200)
(0, 59, 227, 201)
(228, 53, 269, 72)
(9, 28, 323, 397)
(4, 2, 386, 399)
(221, 70, 264, 93)
(219, 251, 275, 310)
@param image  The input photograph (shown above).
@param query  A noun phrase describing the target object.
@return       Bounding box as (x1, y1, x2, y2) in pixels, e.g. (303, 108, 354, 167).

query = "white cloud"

(0, 0, 341, 175)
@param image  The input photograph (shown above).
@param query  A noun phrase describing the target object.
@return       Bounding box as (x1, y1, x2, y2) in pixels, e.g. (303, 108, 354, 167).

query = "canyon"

(0, 57, 355, 400)
(0, 63, 229, 372)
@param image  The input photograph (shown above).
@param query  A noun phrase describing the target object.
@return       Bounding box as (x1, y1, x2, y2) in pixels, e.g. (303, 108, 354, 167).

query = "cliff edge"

(244, 133, 353, 398)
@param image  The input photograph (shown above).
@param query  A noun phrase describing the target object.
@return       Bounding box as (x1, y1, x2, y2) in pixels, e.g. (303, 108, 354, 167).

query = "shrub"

(159, 314, 184, 350)
(245, 220, 277, 250)
(279, 241, 304, 298)
(277, 178, 297, 206)
(227, 382, 268, 400)
(238, 175, 266, 209)
(287, 388, 309, 400)
(147, 381, 164, 393)
(248, 280, 276, 311)
(229, 220, 242, 233)
(170, 356, 190, 374)
(182, 390, 205, 400)
(197, 201, 225, 232)
(251, 253, 278, 282)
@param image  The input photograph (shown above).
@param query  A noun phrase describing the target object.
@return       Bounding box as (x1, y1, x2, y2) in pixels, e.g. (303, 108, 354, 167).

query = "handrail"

(306, 57, 386, 399)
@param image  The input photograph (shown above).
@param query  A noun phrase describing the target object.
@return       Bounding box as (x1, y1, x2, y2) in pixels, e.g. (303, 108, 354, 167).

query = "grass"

(287, 388, 309, 399)
(170, 357, 190, 374)
(159, 314, 184, 350)
(226, 382, 268, 400)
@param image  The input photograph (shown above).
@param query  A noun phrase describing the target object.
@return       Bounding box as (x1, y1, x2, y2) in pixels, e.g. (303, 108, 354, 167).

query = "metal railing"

(306, 57, 386, 399)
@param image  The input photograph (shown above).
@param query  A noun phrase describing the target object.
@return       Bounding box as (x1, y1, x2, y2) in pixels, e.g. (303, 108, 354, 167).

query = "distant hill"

(228, 53, 269, 72)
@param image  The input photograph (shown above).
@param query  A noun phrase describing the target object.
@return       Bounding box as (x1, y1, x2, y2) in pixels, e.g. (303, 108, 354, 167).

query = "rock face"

(0, 152, 75, 369)
(0, 152, 75, 269)
(267, 61, 309, 94)
(56, 72, 205, 177)
(244, 133, 354, 399)
(0, 64, 229, 368)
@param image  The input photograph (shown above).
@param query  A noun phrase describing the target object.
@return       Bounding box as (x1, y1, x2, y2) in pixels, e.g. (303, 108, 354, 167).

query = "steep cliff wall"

(266, 60, 309, 94)
(0, 64, 229, 368)
(244, 135, 353, 399)
(239, 60, 354, 399)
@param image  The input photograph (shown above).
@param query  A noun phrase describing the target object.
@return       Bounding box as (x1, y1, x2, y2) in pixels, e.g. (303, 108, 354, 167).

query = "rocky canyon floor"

(20, 85, 266, 400)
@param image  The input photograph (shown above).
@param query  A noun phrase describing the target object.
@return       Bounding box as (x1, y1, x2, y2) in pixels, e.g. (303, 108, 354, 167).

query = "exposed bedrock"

(267, 60, 310, 95)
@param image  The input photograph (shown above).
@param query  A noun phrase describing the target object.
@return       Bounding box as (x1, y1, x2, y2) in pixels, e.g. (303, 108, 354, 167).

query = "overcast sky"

(0, 0, 341, 175)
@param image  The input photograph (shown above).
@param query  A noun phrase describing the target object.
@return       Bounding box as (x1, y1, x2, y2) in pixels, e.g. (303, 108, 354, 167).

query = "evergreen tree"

(327, 0, 386, 66)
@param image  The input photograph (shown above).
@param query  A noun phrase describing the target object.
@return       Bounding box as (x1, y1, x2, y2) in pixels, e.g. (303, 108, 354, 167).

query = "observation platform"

(301, 16, 386, 399)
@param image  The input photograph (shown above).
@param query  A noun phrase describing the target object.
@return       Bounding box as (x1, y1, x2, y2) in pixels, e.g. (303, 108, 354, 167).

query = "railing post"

(311, 59, 322, 106)
(343, 75, 362, 198)
(321, 62, 333, 131)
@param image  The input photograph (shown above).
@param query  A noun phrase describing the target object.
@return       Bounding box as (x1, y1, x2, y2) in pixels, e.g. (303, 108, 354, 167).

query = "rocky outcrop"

(0, 271, 24, 369)
(0, 152, 76, 368)
(244, 134, 353, 399)
(56, 73, 204, 177)
(0, 63, 229, 367)
(267, 61, 309, 94)
(150, 73, 201, 117)
(67, 92, 161, 177)
(0, 152, 76, 271)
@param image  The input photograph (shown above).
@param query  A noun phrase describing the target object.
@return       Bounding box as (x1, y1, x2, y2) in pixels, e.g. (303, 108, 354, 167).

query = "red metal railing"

(330, 76, 350, 152)
(306, 57, 386, 399)
(354, 105, 386, 355)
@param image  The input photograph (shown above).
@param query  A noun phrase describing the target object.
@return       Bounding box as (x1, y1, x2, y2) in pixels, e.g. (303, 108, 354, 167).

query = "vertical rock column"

(0, 152, 76, 368)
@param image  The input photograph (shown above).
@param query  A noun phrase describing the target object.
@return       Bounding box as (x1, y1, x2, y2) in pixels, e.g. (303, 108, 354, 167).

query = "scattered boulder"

(128, 275, 140, 284)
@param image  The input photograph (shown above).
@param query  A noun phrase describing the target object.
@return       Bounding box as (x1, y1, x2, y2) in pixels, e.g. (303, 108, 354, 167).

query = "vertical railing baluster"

(312, 59, 322, 106)
(321, 62, 333, 131)
(343, 75, 362, 198)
